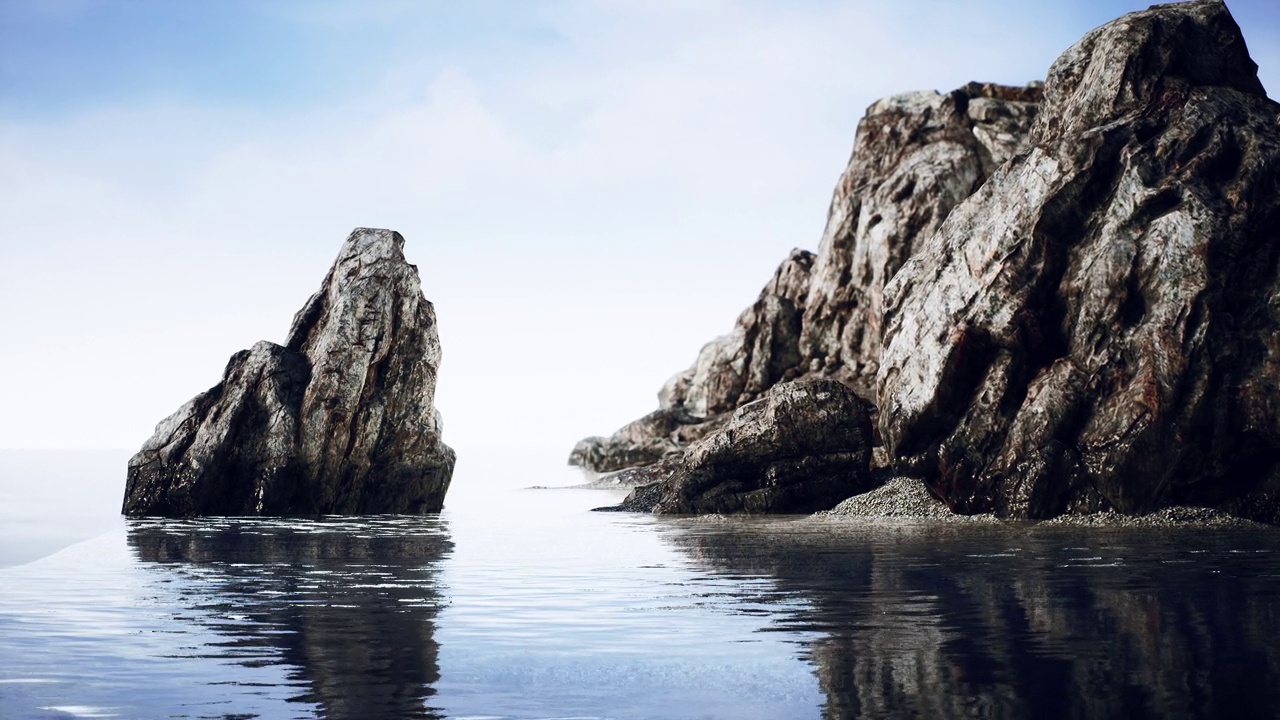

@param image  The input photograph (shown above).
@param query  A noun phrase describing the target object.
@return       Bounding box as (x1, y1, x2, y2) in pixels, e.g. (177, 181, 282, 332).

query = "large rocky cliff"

(123, 228, 456, 517)
(579, 0, 1280, 522)
(572, 81, 1043, 475)
(879, 0, 1280, 521)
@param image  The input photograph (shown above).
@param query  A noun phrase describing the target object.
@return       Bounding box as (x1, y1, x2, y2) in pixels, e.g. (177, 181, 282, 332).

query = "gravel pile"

(820, 478, 1267, 528)
(1040, 506, 1262, 528)
(820, 477, 996, 522)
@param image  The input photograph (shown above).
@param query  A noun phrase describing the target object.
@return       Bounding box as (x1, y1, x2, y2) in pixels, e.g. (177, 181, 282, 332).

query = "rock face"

(123, 228, 456, 517)
(611, 380, 875, 514)
(572, 81, 1043, 476)
(877, 1, 1280, 520)
(580, 1, 1280, 523)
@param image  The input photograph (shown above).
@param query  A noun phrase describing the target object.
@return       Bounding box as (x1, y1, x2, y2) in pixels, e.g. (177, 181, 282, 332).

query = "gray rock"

(877, 0, 1280, 520)
(663, 249, 816, 417)
(572, 82, 1042, 475)
(568, 407, 725, 474)
(800, 81, 1042, 399)
(611, 380, 875, 514)
(123, 228, 455, 517)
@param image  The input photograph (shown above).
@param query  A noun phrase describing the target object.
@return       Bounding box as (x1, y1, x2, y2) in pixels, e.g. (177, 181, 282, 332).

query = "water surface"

(1, 450, 1277, 718)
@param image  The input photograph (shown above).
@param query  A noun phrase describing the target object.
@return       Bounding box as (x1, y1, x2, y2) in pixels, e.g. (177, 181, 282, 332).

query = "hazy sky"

(1, 0, 1276, 454)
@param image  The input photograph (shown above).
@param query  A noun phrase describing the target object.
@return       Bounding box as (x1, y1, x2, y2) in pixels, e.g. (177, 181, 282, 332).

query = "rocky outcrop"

(877, 0, 1280, 520)
(581, 1, 1280, 523)
(798, 81, 1043, 399)
(123, 228, 455, 517)
(572, 82, 1042, 475)
(607, 380, 875, 514)
(568, 407, 726, 475)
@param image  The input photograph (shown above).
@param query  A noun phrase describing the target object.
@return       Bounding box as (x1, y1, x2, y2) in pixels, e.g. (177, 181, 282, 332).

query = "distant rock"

(569, 407, 726, 475)
(877, 0, 1280, 520)
(608, 380, 875, 514)
(123, 228, 455, 517)
(572, 81, 1042, 476)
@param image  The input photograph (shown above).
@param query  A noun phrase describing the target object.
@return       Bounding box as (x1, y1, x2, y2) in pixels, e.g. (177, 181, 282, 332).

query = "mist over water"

(1, 450, 1278, 719)
(0, 450, 128, 567)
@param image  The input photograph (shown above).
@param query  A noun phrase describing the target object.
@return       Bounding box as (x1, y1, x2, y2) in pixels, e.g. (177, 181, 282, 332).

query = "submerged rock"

(877, 0, 1280, 520)
(572, 81, 1042, 476)
(123, 228, 455, 517)
(610, 380, 875, 514)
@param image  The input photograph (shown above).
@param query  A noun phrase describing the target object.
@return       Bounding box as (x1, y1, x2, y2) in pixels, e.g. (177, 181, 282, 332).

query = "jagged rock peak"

(1031, 0, 1265, 145)
(122, 227, 455, 517)
(877, 0, 1280, 520)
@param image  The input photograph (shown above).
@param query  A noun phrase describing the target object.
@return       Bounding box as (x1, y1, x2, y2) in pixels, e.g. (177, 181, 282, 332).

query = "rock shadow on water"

(127, 516, 452, 720)
(657, 517, 1280, 719)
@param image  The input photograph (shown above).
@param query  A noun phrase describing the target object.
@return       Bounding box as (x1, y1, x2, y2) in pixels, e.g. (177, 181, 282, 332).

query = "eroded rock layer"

(123, 228, 455, 517)
(877, 0, 1280, 520)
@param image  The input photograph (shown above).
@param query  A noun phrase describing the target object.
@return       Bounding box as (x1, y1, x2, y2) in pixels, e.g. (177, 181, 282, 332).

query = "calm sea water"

(1, 449, 1278, 719)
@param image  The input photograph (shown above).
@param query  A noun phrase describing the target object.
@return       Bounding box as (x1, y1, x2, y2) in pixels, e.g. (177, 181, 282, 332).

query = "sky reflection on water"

(1, 452, 1278, 719)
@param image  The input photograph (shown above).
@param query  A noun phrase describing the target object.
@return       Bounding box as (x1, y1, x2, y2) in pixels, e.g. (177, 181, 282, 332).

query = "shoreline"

(820, 477, 1269, 529)
(545, 471, 1273, 529)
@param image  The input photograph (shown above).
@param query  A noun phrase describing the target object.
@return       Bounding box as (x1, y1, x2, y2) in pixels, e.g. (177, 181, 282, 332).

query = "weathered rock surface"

(123, 228, 455, 517)
(569, 407, 726, 474)
(799, 81, 1043, 399)
(608, 380, 875, 514)
(877, 0, 1280, 520)
(572, 81, 1042, 475)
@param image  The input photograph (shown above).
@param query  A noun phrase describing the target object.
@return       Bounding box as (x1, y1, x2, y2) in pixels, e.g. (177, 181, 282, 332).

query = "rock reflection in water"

(663, 519, 1280, 719)
(127, 516, 451, 720)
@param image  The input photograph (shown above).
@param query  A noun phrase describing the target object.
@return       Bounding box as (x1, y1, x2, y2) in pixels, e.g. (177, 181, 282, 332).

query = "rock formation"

(580, 1, 1280, 523)
(572, 81, 1043, 477)
(878, 0, 1280, 521)
(606, 380, 875, 514)
(123, 228, 455, 517)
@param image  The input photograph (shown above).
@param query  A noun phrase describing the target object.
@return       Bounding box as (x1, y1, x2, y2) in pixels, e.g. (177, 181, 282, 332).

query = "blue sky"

(0, 2, 565, 118)
(0, 0, 1276, 452)
(5, 1, 1273, 124)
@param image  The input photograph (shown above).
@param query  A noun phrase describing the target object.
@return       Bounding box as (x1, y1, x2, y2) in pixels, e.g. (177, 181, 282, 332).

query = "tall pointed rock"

(123, 228, 455, 517)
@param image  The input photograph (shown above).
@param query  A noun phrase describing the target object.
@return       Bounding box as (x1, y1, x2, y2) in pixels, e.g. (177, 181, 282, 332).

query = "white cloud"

(1, 0, 1274, 455)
